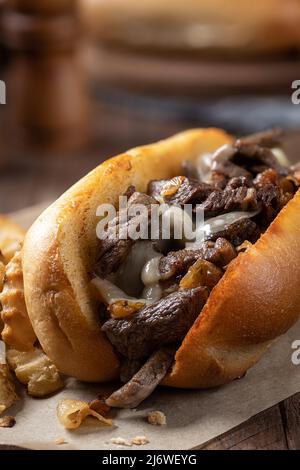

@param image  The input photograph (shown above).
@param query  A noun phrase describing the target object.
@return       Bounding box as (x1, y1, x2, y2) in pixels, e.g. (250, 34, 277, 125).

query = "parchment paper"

(0, 203, 300, 450)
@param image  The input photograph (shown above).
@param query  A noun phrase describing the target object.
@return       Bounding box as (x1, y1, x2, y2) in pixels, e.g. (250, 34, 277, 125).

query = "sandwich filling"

(93, 129, 300, 408)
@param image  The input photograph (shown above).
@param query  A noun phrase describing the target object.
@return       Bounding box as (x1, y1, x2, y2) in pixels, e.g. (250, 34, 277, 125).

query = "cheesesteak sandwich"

(21, 128, 300, 408)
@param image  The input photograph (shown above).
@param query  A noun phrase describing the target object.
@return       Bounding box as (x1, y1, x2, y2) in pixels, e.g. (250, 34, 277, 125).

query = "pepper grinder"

(2, 0, 91, 153)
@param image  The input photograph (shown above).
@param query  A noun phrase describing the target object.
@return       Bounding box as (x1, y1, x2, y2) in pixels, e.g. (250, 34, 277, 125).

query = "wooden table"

(0, 67, 300, 448)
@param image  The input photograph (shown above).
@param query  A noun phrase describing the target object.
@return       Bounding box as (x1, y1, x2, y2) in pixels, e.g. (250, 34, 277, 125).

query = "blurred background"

(0, 0, 300, 214)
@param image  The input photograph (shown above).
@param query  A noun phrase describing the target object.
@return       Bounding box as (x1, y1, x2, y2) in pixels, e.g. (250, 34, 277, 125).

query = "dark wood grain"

(280, 393, 300, 449)
(201, 406, 288, 450)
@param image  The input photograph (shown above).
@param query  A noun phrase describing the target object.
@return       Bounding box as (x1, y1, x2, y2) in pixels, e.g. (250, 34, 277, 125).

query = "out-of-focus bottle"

(1, 0, 91, 153)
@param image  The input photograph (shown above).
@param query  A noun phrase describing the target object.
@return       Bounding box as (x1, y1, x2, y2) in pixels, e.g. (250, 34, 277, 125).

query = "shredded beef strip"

(102, 287, 208, 360)
(233, 144, 289, 177)
(198, 170, 292, 219)
(159, 238, 237, 281)
(211, 144, 251, 179)
(253, 168, 278, 187)
(235, 128, 283, 148)
(147, 179, 168, 199)
(106, 347, 175, 409)
(210, 171, 228, 189)
(198, 179, 258, 217)
(208, 218, 261, 246)
(148, 176, 213, 205)
(120, 358, 144, 384)
(95, 191, 157, 277)
(211, 130, 288, 180)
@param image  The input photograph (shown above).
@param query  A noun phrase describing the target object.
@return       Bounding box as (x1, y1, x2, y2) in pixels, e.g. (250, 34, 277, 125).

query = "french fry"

(0, 363, 19, 415)
(6, 348, 64, 398)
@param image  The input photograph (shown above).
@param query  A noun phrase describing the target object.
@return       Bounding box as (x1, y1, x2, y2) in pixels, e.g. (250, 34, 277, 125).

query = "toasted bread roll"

(22, 129, 300, 386)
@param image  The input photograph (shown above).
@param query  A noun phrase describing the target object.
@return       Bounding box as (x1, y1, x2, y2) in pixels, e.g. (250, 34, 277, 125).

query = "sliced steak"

(226, 176, 253, 189)
(211, 144, 251, 179)
(95, 191, 157, 277)
(257, 183, 282, 208)
(211, 129, 288, 179)
(203, 237, 238, 266)
(253, 169, 279, 188)
(148, 176, 212, 205)
(120, 358, 144, 384)
(159, 238, 237, 280)
(147, 179, 169, 199)
(236, 128, 283, 148)
(102, 287, 208, 360)
(208, 218, 261, 246)
(162, 177, 212, 205)
(106, 347, 175, 409)
(256, 183, 285, 226)
(233, 144, 289, 177)
(210, 171, 228, 189)
(198, 181, 258, 217)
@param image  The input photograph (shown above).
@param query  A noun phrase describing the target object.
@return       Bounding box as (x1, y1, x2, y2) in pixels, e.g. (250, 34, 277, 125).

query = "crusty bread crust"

(163, 190, 300, 387)
(22, 128, 300, 385)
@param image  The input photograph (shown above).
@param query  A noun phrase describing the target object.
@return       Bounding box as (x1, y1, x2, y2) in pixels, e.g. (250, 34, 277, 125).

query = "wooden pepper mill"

(2, 0, 91, 153)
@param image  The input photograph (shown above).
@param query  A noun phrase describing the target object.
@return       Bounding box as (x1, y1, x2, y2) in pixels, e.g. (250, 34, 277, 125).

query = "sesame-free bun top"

(22, 129, 300, 385)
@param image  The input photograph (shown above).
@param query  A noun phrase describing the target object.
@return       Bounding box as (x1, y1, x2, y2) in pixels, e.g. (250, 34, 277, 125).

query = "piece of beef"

(147, 179, 169, 199)
(95, 191, 157, 277)
(106, 347, 175, 409)
(159, 238, 237, 281)
(211, 129, 288, 179)
(235, 128, 283, 148)
(253, 170, 294, 227)
(256, 183, 284, 226)
(226, 176, 253, 189)
(257, 183, 282, 207)
(163, 177, 213, 205)
(102, 287, 208, 360)
(233, 144, 289, 177)
(253, 169, 279, 188)
(202, 237, 238, 267)
(198, 180, 258, 217)
(254, 169, 294, 208)
(210, 171, 228, 189)
(148, 176, 213, 205)
(120, 358, 144, 384)
(208, 218, 261, 246)
(211, 144, 251, 179)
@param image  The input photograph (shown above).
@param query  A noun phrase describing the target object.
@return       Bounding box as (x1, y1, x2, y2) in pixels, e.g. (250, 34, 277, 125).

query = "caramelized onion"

(91, 277, 133, 305)
(57, 399, 113, 429)
(180, 259, 223, 290)
(92, 277, 151, 319)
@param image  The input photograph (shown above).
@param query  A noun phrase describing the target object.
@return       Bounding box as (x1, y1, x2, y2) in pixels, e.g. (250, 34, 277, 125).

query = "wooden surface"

(201, 394, 300, 450)
(0, 46, 300, 449)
